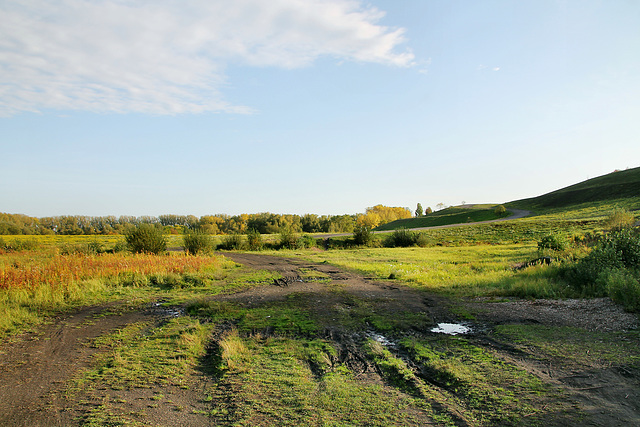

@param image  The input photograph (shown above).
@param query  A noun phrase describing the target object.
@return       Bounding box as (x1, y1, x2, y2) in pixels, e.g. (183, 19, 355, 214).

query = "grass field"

(1, 168, 639, 425)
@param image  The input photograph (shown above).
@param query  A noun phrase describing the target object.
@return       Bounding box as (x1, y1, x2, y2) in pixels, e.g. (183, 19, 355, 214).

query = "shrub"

(494, 205, 507, 217)
(125, 224, 167, 254)
(385, 229, 417, 247)
(416, 233, 434, 247)
(564, 228, 640, 308)
(297, 234, 317, 249)
(606, 269, 640, 312)
(604, 208, 636, 231)
(538, 234, 567, 252)
(246, 229, 263, 251)
(219, 233, 245, 251)
(183, 230, 214, 255)
(353, 225, 374, 247)
(113, 240, 128, 253)
(278, 227, 298, 249)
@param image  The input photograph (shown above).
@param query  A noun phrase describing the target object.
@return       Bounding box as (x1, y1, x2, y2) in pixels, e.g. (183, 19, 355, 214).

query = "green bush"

(278, 227, 298, 249)
(494, 204, 507, 217)
(353, 225, 374, 247)
(246, 229, 263, 251)
(564, 228, 640, 309)
(605, 269, 640, 312)
(297, 234, 317, 249)
(219, 233, 245, 251)
(538, 234, 567, 252)
(183, 230, 214, 255)
(415, 233, 434, 247)
(124, 224, 167, 254)
(385, 229, 418, 247)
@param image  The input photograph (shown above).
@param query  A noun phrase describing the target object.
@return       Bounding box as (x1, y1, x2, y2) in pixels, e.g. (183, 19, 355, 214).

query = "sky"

(1, 0, 639, 218)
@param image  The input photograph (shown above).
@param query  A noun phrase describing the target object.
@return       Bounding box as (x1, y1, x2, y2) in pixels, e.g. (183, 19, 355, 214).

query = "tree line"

(0, 207, 411, 236)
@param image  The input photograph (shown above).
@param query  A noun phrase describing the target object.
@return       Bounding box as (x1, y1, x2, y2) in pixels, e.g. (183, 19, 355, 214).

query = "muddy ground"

(0, 252, 638, 426)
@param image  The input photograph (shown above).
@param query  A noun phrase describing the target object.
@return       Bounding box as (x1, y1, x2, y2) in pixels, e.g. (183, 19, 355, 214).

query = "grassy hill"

(507, 167, 640, 212)
(376, 167, 640, 232)
(374, 204, 506, 231)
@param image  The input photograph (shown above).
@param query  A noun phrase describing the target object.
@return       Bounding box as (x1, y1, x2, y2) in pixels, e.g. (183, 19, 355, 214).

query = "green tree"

(415, 203, 424, 217)
(494, 205, 507, 217)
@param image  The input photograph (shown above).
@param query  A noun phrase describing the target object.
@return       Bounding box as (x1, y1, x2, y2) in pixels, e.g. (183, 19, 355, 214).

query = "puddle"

(431, 323, 471, 335)
(152, 302, 184, 318)
(365, 331, 396, 347)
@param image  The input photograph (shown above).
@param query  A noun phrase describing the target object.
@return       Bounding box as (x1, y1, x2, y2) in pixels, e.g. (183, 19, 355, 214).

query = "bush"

(219, 233, 245, 251)
(604, 208, 636, 231)
(538, 234, 567, 252)
(125, 224, 167, 254)
(353, 225, 374, 247)
(246, 229, 263, 251)
(564, 228, 640, 309)
(385, 229, 418, 247)
(297, 234, 317, 249)
(416, 233, 434, 247)
(278, 227, 298, 249)
(494, 205, 507, 217)
(606, 269, 640, 312)
(183, 230, 214, 255)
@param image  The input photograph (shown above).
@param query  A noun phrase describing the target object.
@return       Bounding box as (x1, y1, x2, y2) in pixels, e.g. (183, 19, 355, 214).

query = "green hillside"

(508, 167, 640, 211)
(374, 205, 505, 231)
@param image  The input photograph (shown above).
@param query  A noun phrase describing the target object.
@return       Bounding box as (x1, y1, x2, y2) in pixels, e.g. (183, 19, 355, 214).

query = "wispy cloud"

(0, 0, 414, 116)
(478, 64, 501, 72)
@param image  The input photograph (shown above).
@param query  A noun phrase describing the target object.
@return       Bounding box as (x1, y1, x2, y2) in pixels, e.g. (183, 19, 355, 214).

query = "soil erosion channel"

(0, 252, 637, 426)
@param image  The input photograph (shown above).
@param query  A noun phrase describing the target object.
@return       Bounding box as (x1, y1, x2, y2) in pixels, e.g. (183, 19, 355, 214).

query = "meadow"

(1, 169, 639, 425)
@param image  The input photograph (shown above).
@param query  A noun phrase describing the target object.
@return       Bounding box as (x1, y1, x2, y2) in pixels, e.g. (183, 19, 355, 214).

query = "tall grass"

(0, 247, 226, 337)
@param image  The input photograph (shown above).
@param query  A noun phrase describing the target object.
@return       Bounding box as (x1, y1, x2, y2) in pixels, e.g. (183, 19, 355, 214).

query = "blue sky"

(1, 0, 639, 217)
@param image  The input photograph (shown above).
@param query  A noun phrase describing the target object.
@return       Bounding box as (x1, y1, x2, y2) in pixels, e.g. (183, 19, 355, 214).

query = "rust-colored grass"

(0, 252, 221, 291)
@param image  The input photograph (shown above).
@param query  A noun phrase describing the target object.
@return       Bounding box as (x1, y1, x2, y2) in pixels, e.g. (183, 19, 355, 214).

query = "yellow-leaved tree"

(357, 205, 412, 229)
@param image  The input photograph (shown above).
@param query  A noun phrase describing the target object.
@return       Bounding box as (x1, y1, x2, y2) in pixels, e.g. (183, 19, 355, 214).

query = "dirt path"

(0, 304, 155, 426)
(0, 252, 637, 426)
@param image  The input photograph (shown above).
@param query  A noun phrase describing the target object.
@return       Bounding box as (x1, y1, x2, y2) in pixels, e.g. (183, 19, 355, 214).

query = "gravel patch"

(470, 297, 639, 332)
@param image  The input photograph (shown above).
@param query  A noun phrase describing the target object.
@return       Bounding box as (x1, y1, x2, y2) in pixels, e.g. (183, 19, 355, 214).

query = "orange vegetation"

(0, 253, 220, 290)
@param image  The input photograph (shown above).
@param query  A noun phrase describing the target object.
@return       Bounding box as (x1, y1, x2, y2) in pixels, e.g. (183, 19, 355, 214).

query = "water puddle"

(152, 302, 184, 318)
(366, 331, 397, 348)
(431, 323, 471, 335)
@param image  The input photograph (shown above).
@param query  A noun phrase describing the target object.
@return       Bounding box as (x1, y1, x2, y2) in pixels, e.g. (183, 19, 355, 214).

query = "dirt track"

(0, 252, 638, 426)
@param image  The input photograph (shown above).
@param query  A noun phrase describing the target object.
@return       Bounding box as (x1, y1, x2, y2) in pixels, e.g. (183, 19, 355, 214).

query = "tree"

(415, 203, 424, 217)
(494, 205, 507, 217)
(364, 205, 412, 226)
(425, 207, 433, 215)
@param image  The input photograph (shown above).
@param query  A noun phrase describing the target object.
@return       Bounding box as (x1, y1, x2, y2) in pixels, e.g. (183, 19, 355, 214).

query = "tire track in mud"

(1, 252, 638, 426)
(0, 304, 158, 427)
(223, 252, 640, 426)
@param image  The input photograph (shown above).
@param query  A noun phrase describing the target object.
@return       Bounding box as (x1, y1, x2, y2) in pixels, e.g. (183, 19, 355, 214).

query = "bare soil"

(0, 252, 638, 426)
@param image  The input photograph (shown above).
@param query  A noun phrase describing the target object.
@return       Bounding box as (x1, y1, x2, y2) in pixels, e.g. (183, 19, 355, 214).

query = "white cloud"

(0, 0, 414, 116)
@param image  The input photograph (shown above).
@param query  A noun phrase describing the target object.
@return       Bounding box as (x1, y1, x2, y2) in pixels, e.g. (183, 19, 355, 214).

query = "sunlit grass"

(269, 244, 568, 296)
